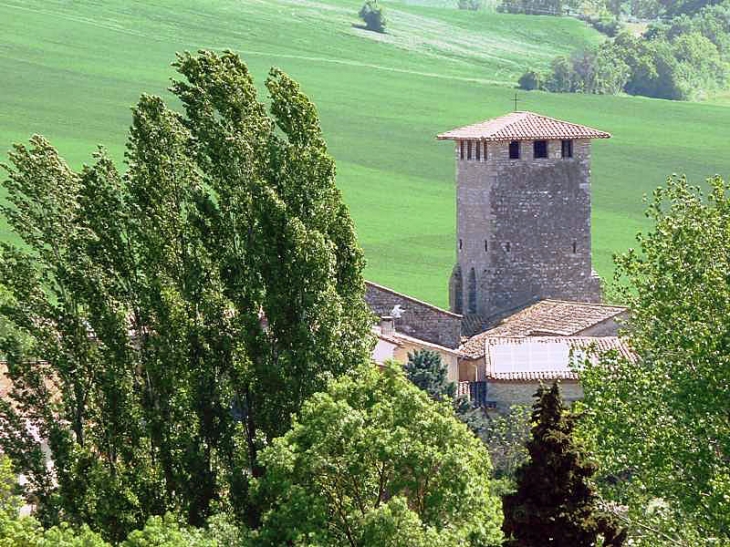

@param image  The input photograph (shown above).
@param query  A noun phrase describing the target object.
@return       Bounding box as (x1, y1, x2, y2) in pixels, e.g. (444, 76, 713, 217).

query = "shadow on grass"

(351, 23, 386, 34)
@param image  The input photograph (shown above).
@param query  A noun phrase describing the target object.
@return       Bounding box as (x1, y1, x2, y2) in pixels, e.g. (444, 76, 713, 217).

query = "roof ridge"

(522, 111, 606, 133)
(365, 280, 462, 319)
(437, 111, 611, 142)
(541, 298, 627, 310)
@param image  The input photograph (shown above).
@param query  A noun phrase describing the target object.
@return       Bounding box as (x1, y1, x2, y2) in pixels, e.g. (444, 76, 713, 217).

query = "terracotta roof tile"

(460, 299, 627, 359)
(437, 111, 611, 142)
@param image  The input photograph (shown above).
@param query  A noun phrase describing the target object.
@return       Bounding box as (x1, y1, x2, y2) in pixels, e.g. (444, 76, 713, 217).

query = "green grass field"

(2, 0, 730, 307)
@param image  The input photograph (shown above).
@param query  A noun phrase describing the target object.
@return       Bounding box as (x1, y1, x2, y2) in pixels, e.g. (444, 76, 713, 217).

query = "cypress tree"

(502, 382, 626, 547)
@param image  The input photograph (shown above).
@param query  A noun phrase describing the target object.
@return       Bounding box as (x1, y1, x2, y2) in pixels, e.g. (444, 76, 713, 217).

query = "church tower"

(438, 111, 611, 332)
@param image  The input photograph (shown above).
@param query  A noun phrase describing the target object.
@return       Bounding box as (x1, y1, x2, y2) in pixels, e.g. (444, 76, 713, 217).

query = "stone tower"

(437, 111, 611, 332)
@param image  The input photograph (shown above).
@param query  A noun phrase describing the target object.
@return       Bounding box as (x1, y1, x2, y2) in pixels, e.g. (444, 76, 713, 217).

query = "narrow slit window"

(533, 140, 548, 159)
(484, 240, 488, 252)
(468, 268, 477, 315)
(459, 239, 463, 251)
(476, 141, 481, 161)
(509, 141, 520, 160)
(460, 141, 465, 160)
(467, 141, 472, 160)
(562, 139, 573, 158)
(572, 241, 577, 253)
(505, 242, 511, 252)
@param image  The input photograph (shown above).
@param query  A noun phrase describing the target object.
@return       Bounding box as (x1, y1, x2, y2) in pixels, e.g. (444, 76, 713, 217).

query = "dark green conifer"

(404, 349, 456, 401)
(502, 382, 626, 547)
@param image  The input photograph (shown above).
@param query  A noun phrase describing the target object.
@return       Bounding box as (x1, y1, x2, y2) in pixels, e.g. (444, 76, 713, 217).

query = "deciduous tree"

(254, 364, 504, 547)
(0, 50, 373, 540)
(581, 175, 730, 544)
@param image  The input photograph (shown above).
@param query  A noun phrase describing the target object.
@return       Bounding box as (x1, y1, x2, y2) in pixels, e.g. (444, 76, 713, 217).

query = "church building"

(367, 111, 631, 411)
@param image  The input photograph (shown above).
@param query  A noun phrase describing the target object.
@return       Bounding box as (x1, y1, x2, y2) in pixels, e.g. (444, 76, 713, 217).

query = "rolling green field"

(2, 0, 730, 307)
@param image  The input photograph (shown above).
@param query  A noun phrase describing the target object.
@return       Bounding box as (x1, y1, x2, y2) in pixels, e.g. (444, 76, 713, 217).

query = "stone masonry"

(444, 127, 605, 331)
(365, 281, 462, 349)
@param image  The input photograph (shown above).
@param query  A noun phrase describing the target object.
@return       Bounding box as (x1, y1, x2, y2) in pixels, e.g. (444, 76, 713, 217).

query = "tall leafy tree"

(581, 175, 730, 544)
(502, 383, 625, 547)
(254, 363, 504, 547)
(0, 50, 373, 540)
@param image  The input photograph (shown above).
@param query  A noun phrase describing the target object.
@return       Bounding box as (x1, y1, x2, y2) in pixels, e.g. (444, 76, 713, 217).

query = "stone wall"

(576, 313, 628, 337)
(365, 281, 462, 349)
(485, 380, 583, 412)
(450, 138, 602, 323)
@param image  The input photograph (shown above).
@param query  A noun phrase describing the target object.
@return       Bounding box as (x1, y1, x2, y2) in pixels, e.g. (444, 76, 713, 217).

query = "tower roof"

(437, 111, 611, 142)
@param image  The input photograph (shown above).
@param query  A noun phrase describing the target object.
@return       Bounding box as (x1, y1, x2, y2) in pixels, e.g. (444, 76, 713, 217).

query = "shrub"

(458, 0, 484, 10)
(359, 0, 387, 33)
(589, 15, 623, 36)
(518, 69, 544, 90)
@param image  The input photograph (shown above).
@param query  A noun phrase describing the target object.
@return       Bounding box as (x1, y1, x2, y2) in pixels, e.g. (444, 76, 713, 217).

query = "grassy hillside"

(2, 0, 730, 307)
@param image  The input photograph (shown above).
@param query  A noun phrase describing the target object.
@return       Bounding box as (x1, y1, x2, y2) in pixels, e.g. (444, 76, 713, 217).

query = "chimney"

(380, 316, 395, 335)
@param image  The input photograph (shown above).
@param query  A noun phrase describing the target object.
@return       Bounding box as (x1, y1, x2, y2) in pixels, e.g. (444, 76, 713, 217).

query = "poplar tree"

(502, 383, 626, 547)
(0, 50, 373, 540)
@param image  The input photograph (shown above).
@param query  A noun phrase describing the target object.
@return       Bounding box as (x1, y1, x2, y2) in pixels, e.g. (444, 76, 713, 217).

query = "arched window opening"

(468, 268, 477, 315)
(451, 265, 463, 315)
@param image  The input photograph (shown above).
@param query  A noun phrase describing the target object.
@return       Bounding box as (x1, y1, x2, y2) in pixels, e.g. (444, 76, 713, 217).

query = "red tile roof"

(460, 299, 627, 359)
(437, 111, 611, 142)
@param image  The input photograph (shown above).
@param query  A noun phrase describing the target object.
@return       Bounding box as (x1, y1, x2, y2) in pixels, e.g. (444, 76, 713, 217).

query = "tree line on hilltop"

(520, 0, 730, 100)
(0, 50, 728, 546)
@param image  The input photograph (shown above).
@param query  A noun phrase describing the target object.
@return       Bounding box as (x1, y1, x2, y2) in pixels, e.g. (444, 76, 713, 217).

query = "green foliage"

(499, 0, 563, 15)
(359, 0, 387, 33)
(458, 0, 485, 10)
(121, 514, 248, 547)
(502, 383, 626, 547)
(0, 455, 109, 547)
(589, 15, 623, 37)
(253, 363, 503, 546)
(529, 0, 730, 101)
(405, 350, 529, 481)
(581, 175, 730, 544)
(518, 70, 543, 90)
(0, 50, 372, 540)
(476, 405, 530, 480)
(404, 349, 455, 401)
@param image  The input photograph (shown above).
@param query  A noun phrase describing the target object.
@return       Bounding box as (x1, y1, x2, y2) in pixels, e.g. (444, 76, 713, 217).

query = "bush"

(499, 0, 563, 15)
(359, 0, 387, 33)
(458, 0, 484, 10)
(518, 69, 544, 90)
(590, 15, 623, 36)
